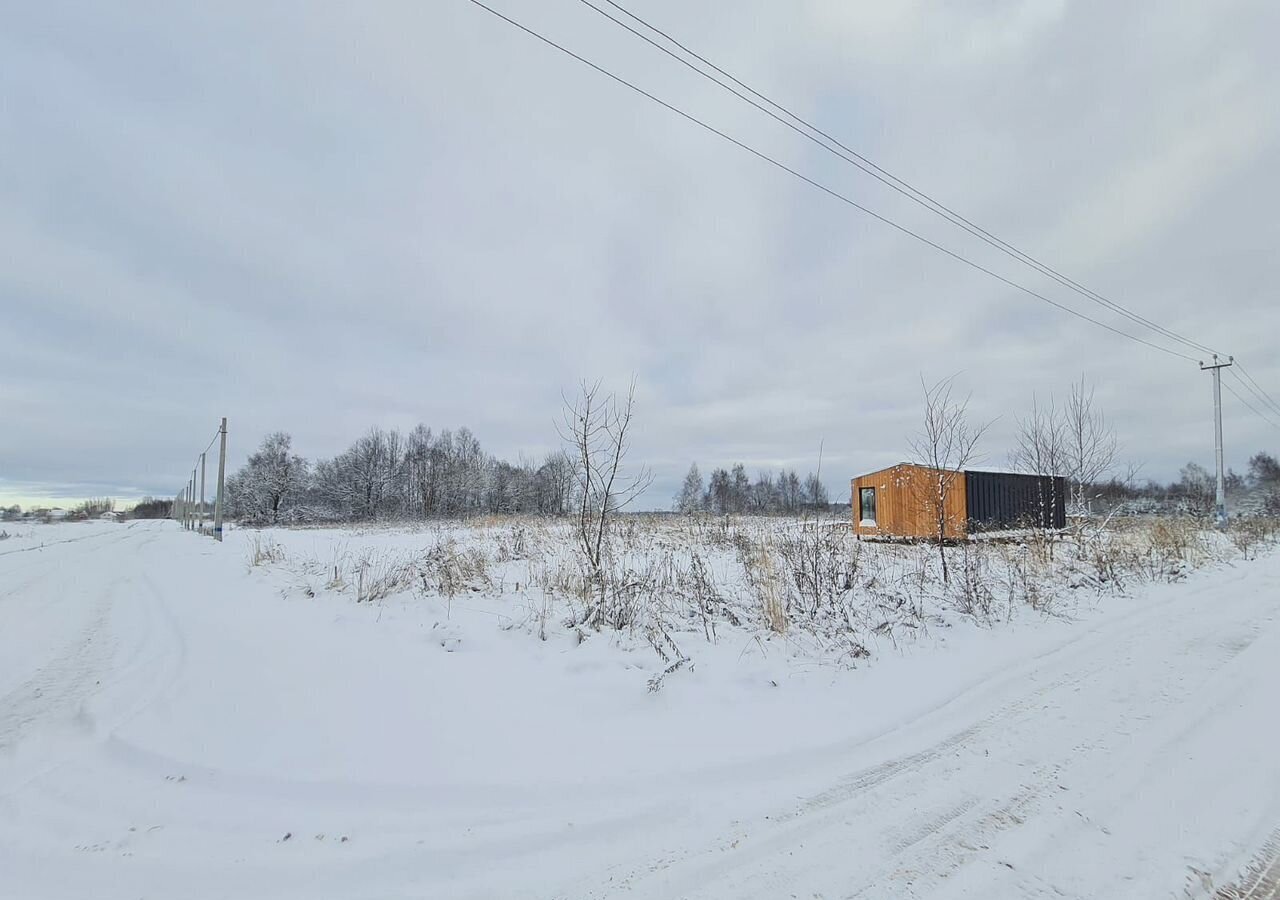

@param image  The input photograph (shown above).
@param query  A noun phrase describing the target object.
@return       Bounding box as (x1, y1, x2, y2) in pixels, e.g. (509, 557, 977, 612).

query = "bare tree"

(535, 450, 575, 516)
(907, 376, 991, 584)
(313, 428, 403, 521)
(559, 379, 653, 625)
(1011, 393, 1067, 548)
(1063, 376, 1117, 521)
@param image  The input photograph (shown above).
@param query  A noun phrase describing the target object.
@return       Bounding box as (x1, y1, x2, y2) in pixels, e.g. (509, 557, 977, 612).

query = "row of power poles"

(174, 417, 228, 541)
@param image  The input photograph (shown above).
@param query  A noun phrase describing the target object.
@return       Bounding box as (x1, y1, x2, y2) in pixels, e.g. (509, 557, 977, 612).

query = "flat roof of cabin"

(852, 463, 1064, 480)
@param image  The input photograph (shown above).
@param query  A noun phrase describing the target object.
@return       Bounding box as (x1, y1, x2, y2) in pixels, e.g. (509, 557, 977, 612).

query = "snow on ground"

(1, 519, 1278, 898)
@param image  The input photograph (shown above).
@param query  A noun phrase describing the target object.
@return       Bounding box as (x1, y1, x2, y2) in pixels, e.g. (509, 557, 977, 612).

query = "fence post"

(213, 417, 227, 542)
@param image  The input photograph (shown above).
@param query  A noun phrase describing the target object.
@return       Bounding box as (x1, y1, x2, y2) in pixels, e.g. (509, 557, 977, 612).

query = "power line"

(1222, 376, 1280, 432)
(1232, 360, 1280, 419)
(1225, 369, 1280, 429)
(200, 427, 221, 457)
(1228, 367, 1280, 420)
(463, 0, 1199, 363)
(582, 0, 1222, 359)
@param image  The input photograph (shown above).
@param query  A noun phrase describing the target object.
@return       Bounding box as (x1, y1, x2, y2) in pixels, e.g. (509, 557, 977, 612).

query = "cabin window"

(859, 487, 877, 525)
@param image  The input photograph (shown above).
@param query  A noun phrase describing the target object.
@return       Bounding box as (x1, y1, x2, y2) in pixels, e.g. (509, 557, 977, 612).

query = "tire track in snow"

(0, 587, 115, 753)
(0, 527, 159, 769)
(840, 619, 1266, 898)
(594, 591, 1272, 900)
(0, 523, 141, 560)
(0, 527, 142, 603)
(1210, 829, 1280, 899)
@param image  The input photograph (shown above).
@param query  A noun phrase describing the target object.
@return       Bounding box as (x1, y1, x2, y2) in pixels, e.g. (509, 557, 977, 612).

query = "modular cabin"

(851, 463, 1066, 540)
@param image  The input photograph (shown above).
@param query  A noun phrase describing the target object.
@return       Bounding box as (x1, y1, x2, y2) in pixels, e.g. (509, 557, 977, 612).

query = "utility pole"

(1200, 354, 1234, 527)
(213, 417, 227, 542)
(199, 452, 207, 534)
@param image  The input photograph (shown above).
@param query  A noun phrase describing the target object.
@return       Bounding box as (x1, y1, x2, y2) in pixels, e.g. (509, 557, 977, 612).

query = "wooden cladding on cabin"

(851, 464, 967, 540)
(851, 464, 1069, 540)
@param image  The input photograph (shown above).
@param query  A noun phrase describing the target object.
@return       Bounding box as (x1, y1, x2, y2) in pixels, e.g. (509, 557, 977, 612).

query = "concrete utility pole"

(199, 453, 207, 534)
(213, 417, 227, 542)
(1200, 354, 1234, 527)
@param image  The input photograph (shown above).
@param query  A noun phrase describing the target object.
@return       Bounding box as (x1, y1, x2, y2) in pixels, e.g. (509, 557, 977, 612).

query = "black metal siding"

(964, 471, 1066, 531)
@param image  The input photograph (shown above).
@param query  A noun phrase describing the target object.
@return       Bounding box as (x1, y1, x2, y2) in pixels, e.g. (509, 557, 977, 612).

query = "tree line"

(1092, 451, 1280, 516)
(673, 462, 830, 515)
(218, 374, 1280, 528)
(227, 426, 576, 525)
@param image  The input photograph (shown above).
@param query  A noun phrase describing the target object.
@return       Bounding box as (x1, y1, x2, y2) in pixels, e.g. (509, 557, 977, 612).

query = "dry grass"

(354, 550, 416, 604)
(246, 534, 285, 567)
(239, 512, 1276, 680)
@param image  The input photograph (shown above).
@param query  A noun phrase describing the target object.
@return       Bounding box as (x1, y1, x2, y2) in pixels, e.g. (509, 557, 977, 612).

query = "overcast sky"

(3, 0, 1278, 509)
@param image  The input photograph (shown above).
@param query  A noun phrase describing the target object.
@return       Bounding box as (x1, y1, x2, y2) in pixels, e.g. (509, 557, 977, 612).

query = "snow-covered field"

(2, 519, 1278, 899)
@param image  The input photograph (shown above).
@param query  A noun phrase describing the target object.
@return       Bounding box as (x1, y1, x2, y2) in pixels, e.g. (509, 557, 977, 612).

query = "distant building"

(851, 463, 1066, 540)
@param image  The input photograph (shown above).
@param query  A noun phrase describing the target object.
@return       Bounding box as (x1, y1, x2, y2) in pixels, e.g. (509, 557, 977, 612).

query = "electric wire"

(1232, 361, 1280, 419)
(582, 0, 1222, 359)
(1223, 376, 1280, 432)
(1226, 369, 1280, 429)
(463, 0, 1199, 363)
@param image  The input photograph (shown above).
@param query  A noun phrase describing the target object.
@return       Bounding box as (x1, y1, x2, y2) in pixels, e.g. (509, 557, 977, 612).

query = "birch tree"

(1011, 393, 1067, 546)
(560, 379, 652, 625)
(1064, 376, 1117, 518)
(908, 376, 991, 584)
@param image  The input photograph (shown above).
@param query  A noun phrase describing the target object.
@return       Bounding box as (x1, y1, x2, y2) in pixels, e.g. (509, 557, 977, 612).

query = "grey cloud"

(2, 0, 1277, 509)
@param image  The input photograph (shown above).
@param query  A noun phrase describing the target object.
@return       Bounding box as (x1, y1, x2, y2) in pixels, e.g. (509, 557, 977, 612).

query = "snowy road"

(1, 522, 1278, 898)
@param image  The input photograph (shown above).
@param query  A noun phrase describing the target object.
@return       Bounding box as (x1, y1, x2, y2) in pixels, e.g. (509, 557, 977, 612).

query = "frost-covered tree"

(1175, 462, 1215, 516)
(228, 432, 310, 525)
(535, 450, 575, 516)
(802, 473, 829, 509)
(779, 470, 803, 513)
(313, 428, 404, 521)
(672, 463, 833, 515)
(749, 472, 778, 512)
(705, 467, 732, 514)
(1248, 452, 1280, 489)
(730, 464, 751, 513)
(675, 462, 705, 513)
